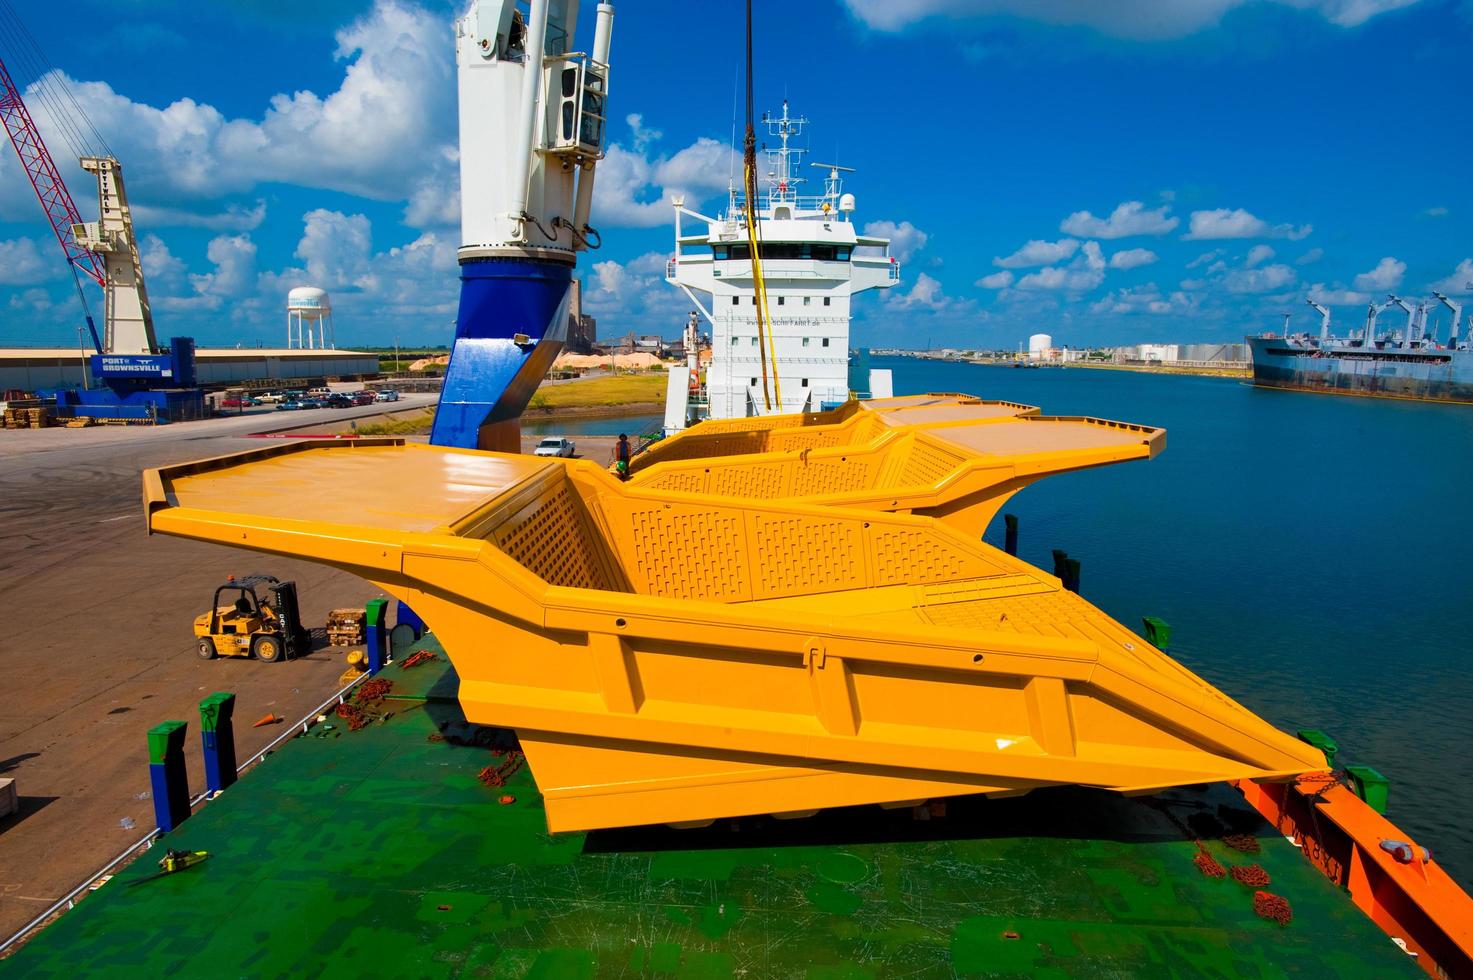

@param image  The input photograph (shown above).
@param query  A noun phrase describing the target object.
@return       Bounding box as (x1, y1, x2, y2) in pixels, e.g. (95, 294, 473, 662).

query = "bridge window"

(731, 296, 739, 306)
(822, 338, 830, 347)
(823, 297, 831, 307)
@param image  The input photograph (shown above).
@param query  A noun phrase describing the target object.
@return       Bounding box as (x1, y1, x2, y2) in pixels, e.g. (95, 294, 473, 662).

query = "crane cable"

(742, 0, 781, 412)
(0, 0, 110, 159)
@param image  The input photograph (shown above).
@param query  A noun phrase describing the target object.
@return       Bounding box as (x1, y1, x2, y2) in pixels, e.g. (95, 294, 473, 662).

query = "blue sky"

(0, 0, 1468, 351)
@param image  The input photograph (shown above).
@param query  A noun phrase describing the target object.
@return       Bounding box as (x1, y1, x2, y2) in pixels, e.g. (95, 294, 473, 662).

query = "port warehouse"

(0, 347, 380, 392)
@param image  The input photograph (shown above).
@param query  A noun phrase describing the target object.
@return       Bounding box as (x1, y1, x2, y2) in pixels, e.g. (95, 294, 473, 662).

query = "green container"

(146, 720, 188, 765)
(1141, 616, 1171, 651)
(1296, 729, 1339, 767)
(1345, 765, 1389, 815)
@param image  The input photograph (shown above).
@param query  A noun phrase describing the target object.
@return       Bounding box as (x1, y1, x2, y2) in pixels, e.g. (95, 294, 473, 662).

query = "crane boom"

(0, 55, 105, 290)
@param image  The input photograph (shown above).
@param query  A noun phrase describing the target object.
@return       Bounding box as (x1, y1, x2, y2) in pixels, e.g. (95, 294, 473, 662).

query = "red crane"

(0, 51, 105, 350)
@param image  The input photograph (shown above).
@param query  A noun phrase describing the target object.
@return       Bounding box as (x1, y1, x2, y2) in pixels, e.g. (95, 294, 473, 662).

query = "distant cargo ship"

(1248, 293, 1473, 403)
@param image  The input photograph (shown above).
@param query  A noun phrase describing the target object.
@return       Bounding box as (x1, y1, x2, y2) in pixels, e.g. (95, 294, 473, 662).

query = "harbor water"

(883, 356, 1473, 888)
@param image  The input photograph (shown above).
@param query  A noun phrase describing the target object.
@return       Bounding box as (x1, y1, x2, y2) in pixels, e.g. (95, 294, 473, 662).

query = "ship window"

(730, 244, 750, 260)
(561, 67, 578, 98)
(823, 297, 831, 307)
(752, 297, 757, 305)
(803, 296, 811, 306)
(801, 378, 809, 386)
(836, 247, 851, 261)
(561, 102, 574, 141)
(750, 377, 758, 386)
(777, 296, 785, 306)
(812, 244, 836, 261)
(822, 338, 830, 347)
(802, 337, 810, 347)
(714, 246, 729, 260)
(731, 296, 739, 306)
(751, 337, 758, 346)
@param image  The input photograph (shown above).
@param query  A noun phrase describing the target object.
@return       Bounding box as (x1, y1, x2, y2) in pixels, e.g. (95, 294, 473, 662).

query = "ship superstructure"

(1248, 293, 1473, 403)
(662, 103, 899, 432)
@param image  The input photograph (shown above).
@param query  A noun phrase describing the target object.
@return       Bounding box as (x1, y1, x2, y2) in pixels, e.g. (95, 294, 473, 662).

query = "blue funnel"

(430, 257, 572, 450)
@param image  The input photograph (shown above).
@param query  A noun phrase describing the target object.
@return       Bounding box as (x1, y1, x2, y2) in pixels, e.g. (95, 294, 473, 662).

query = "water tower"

(287, 286, 334, 350)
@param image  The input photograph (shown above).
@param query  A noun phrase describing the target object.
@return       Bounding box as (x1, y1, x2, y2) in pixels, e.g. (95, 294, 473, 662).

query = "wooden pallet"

(326, 608, 365, 646)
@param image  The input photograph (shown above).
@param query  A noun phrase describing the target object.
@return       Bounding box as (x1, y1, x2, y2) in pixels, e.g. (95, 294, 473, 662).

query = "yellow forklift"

(194, 575, 310, 663)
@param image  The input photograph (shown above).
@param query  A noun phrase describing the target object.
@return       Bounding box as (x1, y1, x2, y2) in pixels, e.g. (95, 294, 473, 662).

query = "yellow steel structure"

(144, 438, 1326, 833)
(630, 395, 1164, 537)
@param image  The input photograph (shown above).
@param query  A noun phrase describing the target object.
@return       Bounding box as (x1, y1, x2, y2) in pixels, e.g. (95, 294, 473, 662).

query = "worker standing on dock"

(614, 433, 631, 479)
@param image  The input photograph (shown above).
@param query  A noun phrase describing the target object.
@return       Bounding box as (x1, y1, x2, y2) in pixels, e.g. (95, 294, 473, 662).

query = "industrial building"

(0, 347, 379, 393)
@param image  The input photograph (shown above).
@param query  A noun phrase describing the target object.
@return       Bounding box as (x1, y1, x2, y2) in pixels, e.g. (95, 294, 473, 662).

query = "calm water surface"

(522, 413, 661, 437)
(883, 357, 1473, 887)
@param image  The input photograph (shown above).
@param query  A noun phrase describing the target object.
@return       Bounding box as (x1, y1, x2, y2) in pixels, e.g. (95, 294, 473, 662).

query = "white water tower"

(1028, 333, 1052, 361)
(287, 286, 335, 350)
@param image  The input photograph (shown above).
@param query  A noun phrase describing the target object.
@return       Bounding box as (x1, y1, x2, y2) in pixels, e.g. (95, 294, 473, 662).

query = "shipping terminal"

(2, 1, 1473, 977)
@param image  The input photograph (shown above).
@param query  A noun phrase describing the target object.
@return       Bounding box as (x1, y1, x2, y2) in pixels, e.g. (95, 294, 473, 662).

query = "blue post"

(394, 600, 425, 640)
(365, 598, 389, 674)
(199, 692, 237, 794)
(146, 721, 190, 832)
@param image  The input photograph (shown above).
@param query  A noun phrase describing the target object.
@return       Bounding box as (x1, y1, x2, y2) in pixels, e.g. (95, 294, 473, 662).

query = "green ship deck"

(3, 641, 1418, 978)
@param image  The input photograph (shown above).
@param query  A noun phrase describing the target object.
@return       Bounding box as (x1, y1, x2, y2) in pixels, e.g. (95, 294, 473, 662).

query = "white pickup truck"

(532, 437, 576, 458)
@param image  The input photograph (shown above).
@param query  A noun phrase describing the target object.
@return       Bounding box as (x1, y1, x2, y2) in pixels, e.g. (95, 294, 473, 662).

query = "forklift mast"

(268, 580, 311, 659)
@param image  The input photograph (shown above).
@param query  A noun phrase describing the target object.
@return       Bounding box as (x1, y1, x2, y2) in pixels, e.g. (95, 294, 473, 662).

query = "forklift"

(194, 575, 311, 663)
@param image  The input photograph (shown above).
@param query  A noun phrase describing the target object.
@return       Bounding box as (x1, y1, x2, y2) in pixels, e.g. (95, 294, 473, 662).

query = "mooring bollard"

(199, 692, 238, 794)
(1051, 548, 1068, 581)
(146, 721, 190, 832)
(1003, 513, 1018, 556)
(1064, 558, 1081, 594)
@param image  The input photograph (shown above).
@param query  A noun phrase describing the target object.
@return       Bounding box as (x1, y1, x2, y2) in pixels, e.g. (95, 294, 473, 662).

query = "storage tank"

(1028, 333, 1052, 361)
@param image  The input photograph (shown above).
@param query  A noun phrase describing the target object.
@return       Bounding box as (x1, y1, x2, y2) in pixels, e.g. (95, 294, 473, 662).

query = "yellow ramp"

(144, 439, 1324, 833)
(634, 398, 1163, 537)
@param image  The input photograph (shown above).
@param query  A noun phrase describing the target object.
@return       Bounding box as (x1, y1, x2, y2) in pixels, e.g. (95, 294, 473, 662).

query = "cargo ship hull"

(1247, 336, 1473, 404)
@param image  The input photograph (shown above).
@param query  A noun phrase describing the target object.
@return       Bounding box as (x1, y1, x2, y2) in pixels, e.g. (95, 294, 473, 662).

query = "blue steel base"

(430, 257, 573, 449)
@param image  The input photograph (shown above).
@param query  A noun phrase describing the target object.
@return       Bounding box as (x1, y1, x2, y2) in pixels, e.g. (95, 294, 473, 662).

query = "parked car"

(255, 391, 283, 403)
(325, 393, 354, 408)
(276, 398, 303, 411)
(298, 397, 326, 409)
(533, 437, 576, 458)
(306, 386, 332, 399)
(350, 391, 377, 406)
(220, 396, 257, 408)
(375, 389, 400, 403)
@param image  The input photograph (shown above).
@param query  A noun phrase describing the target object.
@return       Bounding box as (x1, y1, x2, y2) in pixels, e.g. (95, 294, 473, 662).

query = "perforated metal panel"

(894, 440, 965, 489)
(646, 470, 707, 495)
(490, 483, 616, 591)
(788, 459, 874, 496)
(714, 463, 784, 499)
(752, 514, 862, 596)
(626, 507, 750, 600)
(870, 526, 989, 585)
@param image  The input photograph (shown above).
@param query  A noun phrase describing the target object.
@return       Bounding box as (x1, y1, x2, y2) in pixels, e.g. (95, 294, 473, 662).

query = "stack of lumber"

(3, 403, 53, 429)
(326, 608, 365, 647)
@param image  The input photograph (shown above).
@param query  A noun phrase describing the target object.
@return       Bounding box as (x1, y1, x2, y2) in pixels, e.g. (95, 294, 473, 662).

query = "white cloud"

(977, 270, 1015, 289)
(0, 1, 455, 227)
(1090, 283, 1195, 315)
(1352, 256, 1406, 292)
(592, 138, 739, 228)
(1223, 263, 1297, 293)
(582, 251, 687, 326)
(885, 272, 955, 310)
(1187, 249, 1225, 269)
(1108, 247, 1158, 270)
(1017, 240, 1106, 291)
(841, 0, 1422, 38)
(1308, 283, 1371, 305)
(132, 201, 267, 232)
(625, 113, 663, 154)
(994, 238, 1079, 268)
(1430, 259, 1473, 296)
(1423, 206, 1449, 218)
(296, 210, 374, 287)
(1060, 201, 1178, 239)
(1184, 208, 1312, 240)
(0, 238, 57, 285)
(863, 220, 929, 264)
(1245, 244, 1276, 268)
(1296, 247, 1325, 265)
